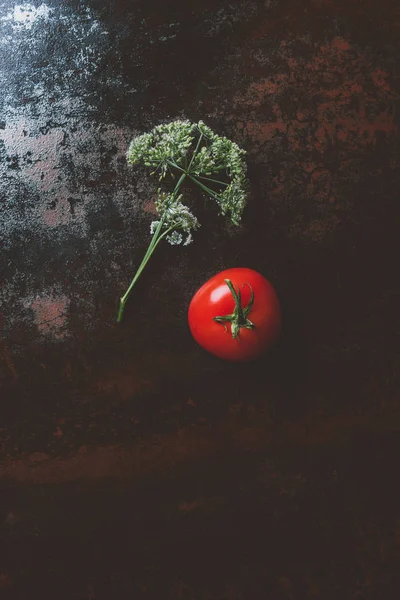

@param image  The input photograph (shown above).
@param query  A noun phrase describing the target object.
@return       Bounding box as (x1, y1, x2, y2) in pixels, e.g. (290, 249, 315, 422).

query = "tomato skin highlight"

(188, 268, 281, 362)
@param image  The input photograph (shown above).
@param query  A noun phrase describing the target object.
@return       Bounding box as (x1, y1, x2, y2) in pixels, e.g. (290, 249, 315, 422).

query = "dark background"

(1, 0, 399, 598)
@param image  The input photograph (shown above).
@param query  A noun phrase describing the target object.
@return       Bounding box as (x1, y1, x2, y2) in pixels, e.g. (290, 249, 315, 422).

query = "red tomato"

(188, 268, 281, 362)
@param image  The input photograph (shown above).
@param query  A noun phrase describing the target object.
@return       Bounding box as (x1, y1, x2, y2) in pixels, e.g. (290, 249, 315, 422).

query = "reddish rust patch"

(331, 37, 351, 52)
(0, 572, 13, 589)
(5, 512, 18, 525)
(28, 452, 50, 463)
(370, 68, 392, 92)
(234, 37, 397, 155)
(53, 426, 63, 438)
(0, 345, 18, 380)
(215, 35, 400, 240)
(143, 198, 158, 215)
(43, 198, 71, 227)
(235, 76, 287, 106)
(23, 293, 69, 339)
(179, 501, 201, 512)
(242, 110, 286, 144)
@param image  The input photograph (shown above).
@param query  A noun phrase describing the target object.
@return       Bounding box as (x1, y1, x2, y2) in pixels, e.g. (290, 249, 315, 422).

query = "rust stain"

(22, 293, 69, 340)
(219, 35, 399, 241)
(235, 75, 287, 106)
(2, 407, 400, 485)
(0, 345, 18, 380)
(28, 452, 50, 463)
(179, 501, 201, 512)
(233, 37, 397, 154)
(244, 111, 286, 143)
(0, 572, 13, 590)
(5, 512, 18, 525)
(371, 68, 393, 93)
(143, 199, 158, 215)
(42, 197, 85, 228)
(64, 360, 72, 379)
(331, 37, 351, 52)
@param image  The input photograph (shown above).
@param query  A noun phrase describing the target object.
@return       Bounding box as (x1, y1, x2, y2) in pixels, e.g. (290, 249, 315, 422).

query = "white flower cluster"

(127, 120, 196, 179)
(190, 123, 248, 225)
(190, 135, 246, 179)
(197, 120, 216, 140)
(216, 179, 248, 226)
(127, 118, 249, 240)
(151, 191, 200, 246)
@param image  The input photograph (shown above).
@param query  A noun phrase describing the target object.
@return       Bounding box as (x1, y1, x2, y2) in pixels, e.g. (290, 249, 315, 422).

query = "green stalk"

(187, 133, 203, 171)
(167, 160, 186, 174)
(188, 175, 221, 201)
(196, 175, 228, 186)
(117, 171, 187, 322)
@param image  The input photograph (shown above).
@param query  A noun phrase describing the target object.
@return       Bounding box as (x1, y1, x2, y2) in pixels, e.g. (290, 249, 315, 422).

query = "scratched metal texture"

(0, 0, 400, 598)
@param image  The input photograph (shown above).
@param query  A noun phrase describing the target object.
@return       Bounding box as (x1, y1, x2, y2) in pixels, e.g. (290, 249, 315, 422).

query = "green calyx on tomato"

(188, 267, 281, 362)
(213, 279, 255, 339)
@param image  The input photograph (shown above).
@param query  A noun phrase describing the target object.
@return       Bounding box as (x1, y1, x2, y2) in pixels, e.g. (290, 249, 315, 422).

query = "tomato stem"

(213, 279, 255, 339)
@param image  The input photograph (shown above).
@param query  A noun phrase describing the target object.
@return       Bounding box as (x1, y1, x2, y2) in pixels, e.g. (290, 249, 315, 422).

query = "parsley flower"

(117, 119, 249, 322)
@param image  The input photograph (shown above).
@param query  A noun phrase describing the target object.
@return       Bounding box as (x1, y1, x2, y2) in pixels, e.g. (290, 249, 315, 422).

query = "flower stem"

(117, 171, 187, 322)
(187, 175, 221, 201)
(167, 160, 186, 174)
(196, 175, 228, 186)
(187, 132, 203, 171)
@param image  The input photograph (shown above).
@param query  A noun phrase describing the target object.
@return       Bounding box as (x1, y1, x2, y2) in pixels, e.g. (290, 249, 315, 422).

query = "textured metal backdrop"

(1, 0, 400, 597)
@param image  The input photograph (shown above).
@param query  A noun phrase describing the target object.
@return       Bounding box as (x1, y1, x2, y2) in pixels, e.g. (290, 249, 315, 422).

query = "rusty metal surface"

(1, 0, 399, 597)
